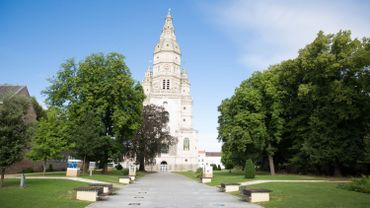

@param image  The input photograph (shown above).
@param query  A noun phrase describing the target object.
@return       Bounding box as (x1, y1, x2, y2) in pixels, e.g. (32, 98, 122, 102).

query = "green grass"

(24, 169, 148, 184)
(178, 170, 333, 186)
(0, 179, 91, 208)
(247, 182, 370, 208)
(178, 170, 368, 208)
(25, 171, 66, 176)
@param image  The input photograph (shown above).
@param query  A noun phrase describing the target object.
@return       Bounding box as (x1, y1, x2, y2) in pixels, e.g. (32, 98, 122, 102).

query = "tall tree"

(70, 110, 117, 174)
(218, 69, 285, 175)
(0, 96, 32, 187)
(280, 31, 370, 175)
(43, 52, 145, 168)
(28, 108, 71, 175)
(128, 104, 176, 171)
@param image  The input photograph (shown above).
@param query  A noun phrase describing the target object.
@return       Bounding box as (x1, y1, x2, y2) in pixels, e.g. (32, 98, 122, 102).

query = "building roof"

(0, 85, 29, 101)
(206, 152, 221, 157)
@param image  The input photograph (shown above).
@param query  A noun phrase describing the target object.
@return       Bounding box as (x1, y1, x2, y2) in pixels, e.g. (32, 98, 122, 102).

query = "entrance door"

(160, 161, 168, 172)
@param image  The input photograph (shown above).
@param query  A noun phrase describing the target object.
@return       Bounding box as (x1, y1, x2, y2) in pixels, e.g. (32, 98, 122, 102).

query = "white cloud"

(206, 0, 370, 70)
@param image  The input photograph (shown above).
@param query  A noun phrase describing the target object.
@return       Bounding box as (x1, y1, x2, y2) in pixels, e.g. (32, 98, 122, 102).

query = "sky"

(1, 0, 370, 151)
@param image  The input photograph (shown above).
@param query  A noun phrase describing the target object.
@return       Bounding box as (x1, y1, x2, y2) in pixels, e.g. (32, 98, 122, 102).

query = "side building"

(141, 11, 198, 171)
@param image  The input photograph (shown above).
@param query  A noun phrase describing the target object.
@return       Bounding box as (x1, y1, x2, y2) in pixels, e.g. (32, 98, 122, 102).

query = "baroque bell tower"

(142, 9, 198, 171)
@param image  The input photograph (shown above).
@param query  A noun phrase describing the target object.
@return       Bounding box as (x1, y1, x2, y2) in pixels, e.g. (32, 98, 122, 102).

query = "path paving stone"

(87, 172, 261, 208)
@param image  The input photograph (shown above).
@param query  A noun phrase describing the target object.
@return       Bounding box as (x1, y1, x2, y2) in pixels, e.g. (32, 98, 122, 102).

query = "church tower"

(141, 10, 198, 171)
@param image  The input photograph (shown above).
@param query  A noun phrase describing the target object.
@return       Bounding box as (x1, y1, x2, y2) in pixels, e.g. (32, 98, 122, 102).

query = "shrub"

(122, 168, 129, 175)
(195, 167, 203, 178)
(338, 175, 370, 194)
(244, 159, 255, 178)
(217, 164, 221, 170)
(115, 163, 123, 170)
(22, 167, 34, 173)
(47, 164, 53, 172)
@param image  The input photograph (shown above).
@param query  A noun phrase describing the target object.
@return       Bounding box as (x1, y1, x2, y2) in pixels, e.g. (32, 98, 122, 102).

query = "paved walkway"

(88, 172, 260, 208)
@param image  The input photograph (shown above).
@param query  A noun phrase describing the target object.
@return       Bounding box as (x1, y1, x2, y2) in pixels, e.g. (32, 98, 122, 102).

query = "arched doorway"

(160, 161, 168, 172)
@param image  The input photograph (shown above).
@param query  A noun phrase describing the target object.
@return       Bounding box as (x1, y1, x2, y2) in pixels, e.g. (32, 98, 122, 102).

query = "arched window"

(183, 138, 190, 151)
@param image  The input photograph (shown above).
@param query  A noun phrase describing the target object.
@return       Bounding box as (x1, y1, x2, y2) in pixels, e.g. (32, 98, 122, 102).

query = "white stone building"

(198, 149, 224, 169)
(142, 10, 198, 172)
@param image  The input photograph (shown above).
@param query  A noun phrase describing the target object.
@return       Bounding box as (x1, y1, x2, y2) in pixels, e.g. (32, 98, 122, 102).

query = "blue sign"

(67, 161, 78, 169)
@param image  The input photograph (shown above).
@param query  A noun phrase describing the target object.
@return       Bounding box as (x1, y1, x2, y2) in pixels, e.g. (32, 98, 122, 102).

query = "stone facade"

(142, 10, 198, 172)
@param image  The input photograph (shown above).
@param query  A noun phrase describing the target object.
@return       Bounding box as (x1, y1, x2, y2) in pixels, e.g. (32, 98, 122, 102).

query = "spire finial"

(167, 8, 171, 16)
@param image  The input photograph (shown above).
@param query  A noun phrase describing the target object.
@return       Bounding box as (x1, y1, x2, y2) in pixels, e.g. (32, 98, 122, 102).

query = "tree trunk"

(139, 156, 145, 171)
(0, 168, 5, 188)
(268, 154, 276, 175)
(82, 155, 86, 175)
(43, 159, 47, 176)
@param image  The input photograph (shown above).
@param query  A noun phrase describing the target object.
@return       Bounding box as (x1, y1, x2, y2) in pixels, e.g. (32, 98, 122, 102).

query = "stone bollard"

(20, 173, 26, 188)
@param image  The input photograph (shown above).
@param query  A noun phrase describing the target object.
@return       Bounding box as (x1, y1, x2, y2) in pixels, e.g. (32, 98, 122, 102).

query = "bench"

(74, 186, 104, 202)
(89, 183, 113, 194)
(240, 188, 272, 203)
(119, 176, 131, 184)
(201, 177, 212, 183)
(218, 183, 240, 192)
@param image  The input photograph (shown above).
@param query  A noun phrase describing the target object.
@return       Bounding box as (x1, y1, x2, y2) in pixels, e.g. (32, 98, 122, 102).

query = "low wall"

(5, 159, 67, 174)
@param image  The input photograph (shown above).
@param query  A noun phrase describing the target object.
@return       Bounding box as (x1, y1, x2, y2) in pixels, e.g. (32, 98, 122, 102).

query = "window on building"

(167, 79, 170, 89)
(183, 138, 190, 151)
(162, 79, 166, 89)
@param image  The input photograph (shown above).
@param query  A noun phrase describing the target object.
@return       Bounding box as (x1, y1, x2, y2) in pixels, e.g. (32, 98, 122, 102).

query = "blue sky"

(1, 0, 370, 151)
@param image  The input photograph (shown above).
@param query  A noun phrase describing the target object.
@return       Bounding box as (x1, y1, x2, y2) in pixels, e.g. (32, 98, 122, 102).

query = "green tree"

(28, 108, 71, 175)
(244, 159, 256, 179)
(127, 104, 176, 171)
(218, 69, 285, 175)
(280, 31, 370, 175)
(30, 97, 46, 121)
(43, 52, 145, 169)
(221, 148, 234, 173)
(0, 96, 32, 187)
(70, 111, 119, 174)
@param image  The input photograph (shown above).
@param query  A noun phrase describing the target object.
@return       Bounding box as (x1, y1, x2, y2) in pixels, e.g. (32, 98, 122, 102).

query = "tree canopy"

(127, 104, 176, 171)
(43, 52, 145, 168)
(218, 30, 370, 176)
(28, 108, 71, 175)
(0, 96, 32, 187)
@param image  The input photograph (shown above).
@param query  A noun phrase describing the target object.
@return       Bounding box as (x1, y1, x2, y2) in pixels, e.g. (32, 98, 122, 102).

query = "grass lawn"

(178, 170, 335, 186)
(0, 179, 91, 208)
(178, 170, 369, 208)
(246, 182, 370, 208)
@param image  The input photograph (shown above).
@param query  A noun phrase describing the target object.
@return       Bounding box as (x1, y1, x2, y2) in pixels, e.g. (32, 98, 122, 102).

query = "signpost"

(89, 161, 96, 176)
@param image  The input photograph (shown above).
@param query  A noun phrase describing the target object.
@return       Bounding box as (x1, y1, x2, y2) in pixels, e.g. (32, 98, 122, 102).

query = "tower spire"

(160, 9, 176, 40)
